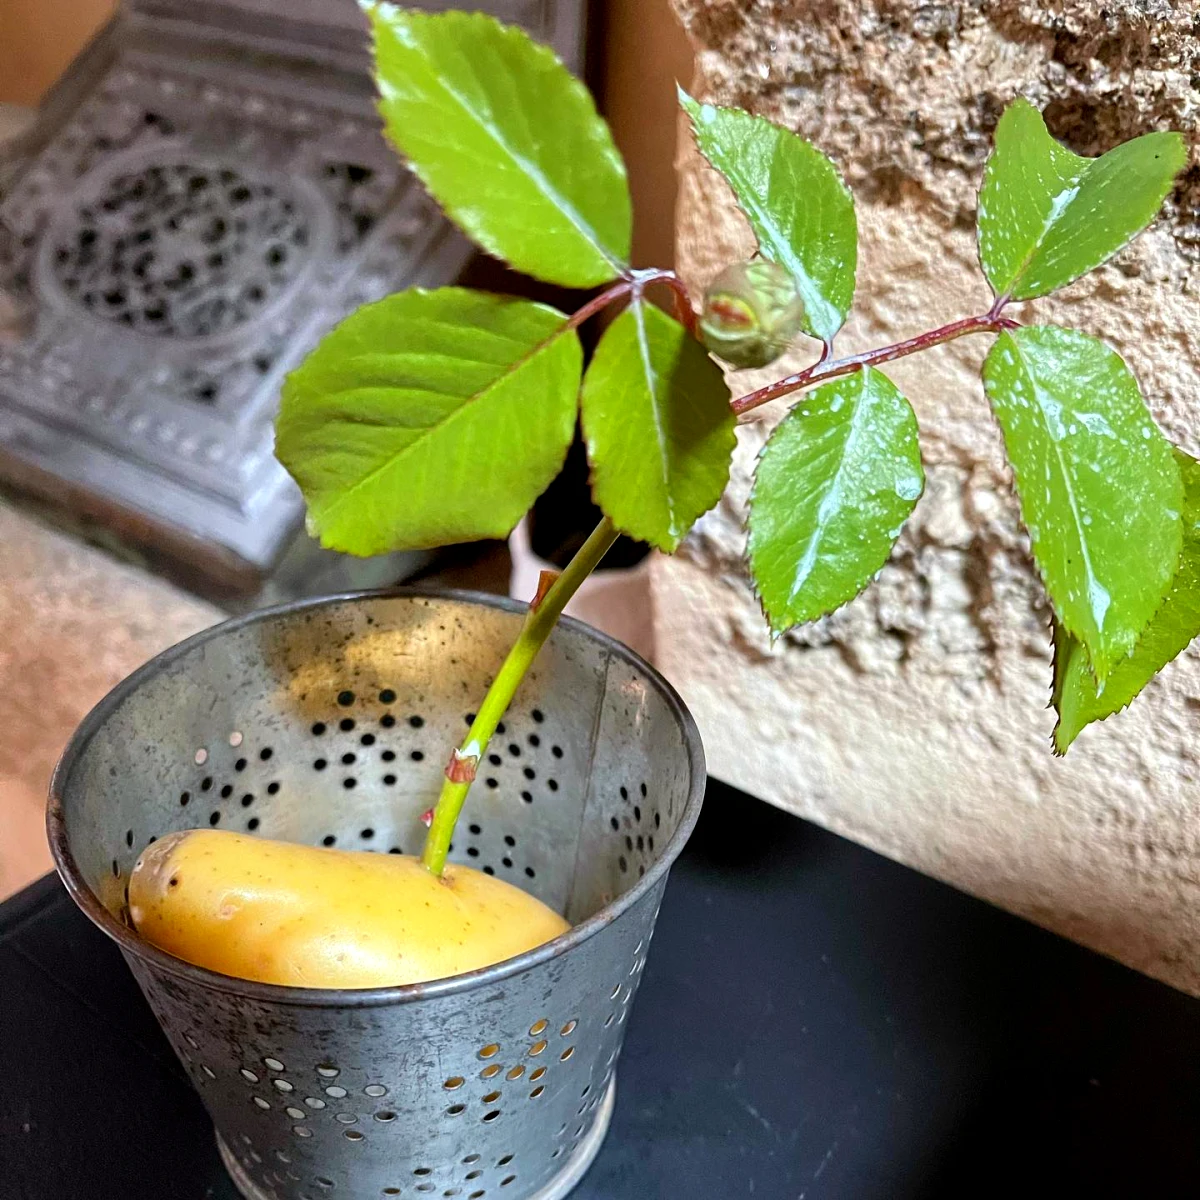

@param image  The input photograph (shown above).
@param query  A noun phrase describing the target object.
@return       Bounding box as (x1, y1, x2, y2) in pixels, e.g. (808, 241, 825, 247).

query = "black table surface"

(4, 780, 1200, 1199)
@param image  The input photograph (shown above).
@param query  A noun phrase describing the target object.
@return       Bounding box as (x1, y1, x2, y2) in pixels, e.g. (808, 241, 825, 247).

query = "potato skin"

(129, 830, 569, 988)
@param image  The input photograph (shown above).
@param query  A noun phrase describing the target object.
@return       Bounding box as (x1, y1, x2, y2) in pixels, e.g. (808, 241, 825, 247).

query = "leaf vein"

(316, 325, 571, 523)
(422, 63, 623, 274)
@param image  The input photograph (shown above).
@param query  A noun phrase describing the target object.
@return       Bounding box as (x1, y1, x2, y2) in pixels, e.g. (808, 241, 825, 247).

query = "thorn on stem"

(444, 748, 478, 784)
(420, 807, 435, 827)
(532, 569, 560, 612)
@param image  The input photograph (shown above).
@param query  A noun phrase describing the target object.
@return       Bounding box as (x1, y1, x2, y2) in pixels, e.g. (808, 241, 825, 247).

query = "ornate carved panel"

(0, 1, 584, 587)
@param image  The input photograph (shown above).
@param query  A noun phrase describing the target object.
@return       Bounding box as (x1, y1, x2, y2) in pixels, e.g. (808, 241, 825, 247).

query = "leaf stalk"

(731, 312, 1020, 417)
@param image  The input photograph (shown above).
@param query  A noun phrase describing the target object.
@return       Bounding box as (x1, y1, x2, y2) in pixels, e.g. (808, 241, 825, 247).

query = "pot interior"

(54, 591, 699, 932)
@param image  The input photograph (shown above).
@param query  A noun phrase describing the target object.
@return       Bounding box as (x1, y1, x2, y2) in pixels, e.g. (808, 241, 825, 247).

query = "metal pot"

(49, 590, 705, 1200)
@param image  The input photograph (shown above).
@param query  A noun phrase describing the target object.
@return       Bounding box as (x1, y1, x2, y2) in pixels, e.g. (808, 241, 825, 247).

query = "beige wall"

(602, 0, 693, 268)
(0, 0, 115, 106)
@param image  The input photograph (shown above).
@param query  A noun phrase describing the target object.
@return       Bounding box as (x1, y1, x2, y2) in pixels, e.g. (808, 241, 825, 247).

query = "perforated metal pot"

(48, 590, 705, 1200)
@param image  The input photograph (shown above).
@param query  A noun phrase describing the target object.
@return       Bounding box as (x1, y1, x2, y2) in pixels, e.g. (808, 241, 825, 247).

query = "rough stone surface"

(659, 0, 1200, 993)
(0, 503, 219, 899)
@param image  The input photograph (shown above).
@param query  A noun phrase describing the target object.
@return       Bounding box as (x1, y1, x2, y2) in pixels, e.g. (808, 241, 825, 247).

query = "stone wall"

(657, 0, 1200, 993)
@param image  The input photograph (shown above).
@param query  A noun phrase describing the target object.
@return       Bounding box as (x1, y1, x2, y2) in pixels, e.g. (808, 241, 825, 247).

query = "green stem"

(421, 517, 620, 876)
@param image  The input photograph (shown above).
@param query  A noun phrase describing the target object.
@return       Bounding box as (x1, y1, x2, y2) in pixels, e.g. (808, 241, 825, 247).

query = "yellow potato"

(129, 829, 569, 988)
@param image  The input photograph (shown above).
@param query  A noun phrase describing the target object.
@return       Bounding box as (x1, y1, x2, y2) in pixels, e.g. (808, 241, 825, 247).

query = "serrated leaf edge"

(369, 4, 629, 285)
(984, 328, 1182, 689)
(278, 295, 582, 555)
(1051, 503, 1200, 755)
(745, 367, 925, 638)
(978, 99, 1186, 302)
(679, 88, 856, 344)
(582, 298, 735, 555)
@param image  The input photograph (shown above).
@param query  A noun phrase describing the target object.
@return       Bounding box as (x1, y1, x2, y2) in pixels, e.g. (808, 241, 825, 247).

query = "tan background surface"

(0, 505, 218, 897)
(0, 0, 114, 106)
(602, 0, 693, 267)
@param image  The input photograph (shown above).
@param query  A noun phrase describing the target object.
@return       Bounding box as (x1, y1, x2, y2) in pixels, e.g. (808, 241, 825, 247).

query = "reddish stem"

(566, 280, 632, 330)
(635, 268, 699, 336)
(987, 292, 1013, 320)
(565, 268, 699, 336)
(731, 312, 1019, 416)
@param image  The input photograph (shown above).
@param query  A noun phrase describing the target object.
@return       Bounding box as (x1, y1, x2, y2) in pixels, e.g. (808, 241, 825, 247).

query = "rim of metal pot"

(48, 586, 706, 1009)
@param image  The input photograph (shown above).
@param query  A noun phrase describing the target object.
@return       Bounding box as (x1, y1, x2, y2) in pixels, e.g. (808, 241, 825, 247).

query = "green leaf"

(680, 90, 857, 344)
(982, 325, 1182, 682)
(748, 367, 924, 634)
(1053, 451, 1200, 753)
(580, 298, 734, 552)
(276, 287, 581, 556)
(367, 3, 631, 288)
(977, 98, 1184, 301)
